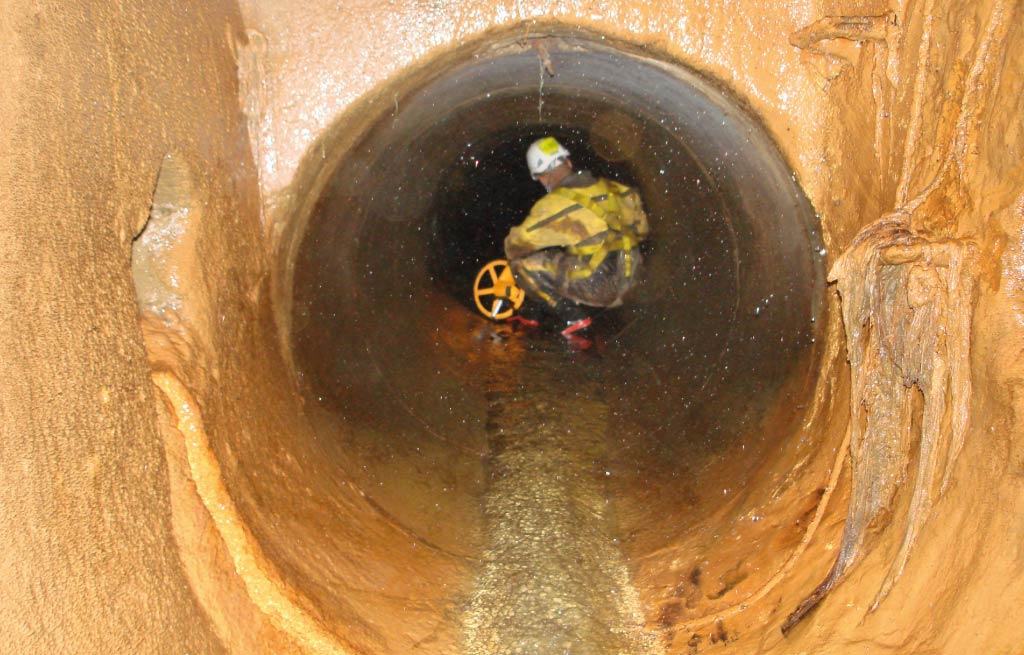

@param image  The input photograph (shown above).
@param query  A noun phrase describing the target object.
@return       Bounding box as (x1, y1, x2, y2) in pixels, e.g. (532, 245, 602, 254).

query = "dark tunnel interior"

(289, 38, 827, 556)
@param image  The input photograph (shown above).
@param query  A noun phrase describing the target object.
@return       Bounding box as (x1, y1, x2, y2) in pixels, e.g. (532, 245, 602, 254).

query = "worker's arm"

(504, 195, 583, 259)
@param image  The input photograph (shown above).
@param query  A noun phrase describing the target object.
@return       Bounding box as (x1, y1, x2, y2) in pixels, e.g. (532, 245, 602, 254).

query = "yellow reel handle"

(473, 259, 525, 321)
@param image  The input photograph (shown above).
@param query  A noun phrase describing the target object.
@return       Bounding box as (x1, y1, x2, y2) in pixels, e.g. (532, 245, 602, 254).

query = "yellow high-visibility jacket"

(504, 174, 649, 277)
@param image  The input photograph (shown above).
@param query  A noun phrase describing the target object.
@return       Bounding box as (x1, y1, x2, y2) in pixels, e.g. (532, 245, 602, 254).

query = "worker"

(504, 136, 650, 341)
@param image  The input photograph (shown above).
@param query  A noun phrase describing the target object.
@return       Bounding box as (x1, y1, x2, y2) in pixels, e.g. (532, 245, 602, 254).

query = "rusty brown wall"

(780, 0, 1024, 652)
(1, 0, 1022, 653)
(0, 2, 252, 651)
(1, 2, 474, 651)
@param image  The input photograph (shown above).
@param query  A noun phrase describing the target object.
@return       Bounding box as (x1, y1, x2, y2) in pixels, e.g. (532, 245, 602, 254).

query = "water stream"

(463, 336, 656, 655)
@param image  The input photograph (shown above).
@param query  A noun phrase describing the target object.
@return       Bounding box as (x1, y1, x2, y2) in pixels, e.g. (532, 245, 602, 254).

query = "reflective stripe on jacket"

(504, 176, 648, 278)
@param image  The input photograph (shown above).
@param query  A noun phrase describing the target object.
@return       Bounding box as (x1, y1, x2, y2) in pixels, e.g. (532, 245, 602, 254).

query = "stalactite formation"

(783, 215, 976, 633)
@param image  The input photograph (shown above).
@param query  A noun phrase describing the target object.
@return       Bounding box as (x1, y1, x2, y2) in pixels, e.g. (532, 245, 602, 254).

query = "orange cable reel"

(473, 259, 525, 321)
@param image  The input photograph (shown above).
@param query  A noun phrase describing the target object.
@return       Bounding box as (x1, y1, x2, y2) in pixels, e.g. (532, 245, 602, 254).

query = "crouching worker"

(504, 136, 650, 341)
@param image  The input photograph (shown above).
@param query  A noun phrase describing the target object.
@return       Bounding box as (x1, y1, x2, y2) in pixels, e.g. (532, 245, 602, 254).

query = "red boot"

(560, 317, 593, 349)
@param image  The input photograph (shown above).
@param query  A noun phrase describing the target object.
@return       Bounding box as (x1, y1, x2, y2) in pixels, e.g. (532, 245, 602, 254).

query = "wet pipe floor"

(462, 332, 655, 655)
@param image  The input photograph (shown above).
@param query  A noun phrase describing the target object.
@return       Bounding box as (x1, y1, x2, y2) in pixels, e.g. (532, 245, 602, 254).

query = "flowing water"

(462, 335, 656, 655)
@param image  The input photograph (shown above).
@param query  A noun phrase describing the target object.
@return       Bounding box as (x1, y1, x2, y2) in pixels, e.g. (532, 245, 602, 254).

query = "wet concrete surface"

(294, 284, 819, 651)
(289, 40, 827, 587)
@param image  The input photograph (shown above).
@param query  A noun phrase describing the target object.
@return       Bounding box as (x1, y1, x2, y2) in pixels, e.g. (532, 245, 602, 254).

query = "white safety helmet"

(526, 137, 571, 179)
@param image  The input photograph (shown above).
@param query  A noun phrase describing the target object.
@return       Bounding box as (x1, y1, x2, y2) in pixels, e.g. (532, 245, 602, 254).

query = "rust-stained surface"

(1, 0, 1023, 654)
(0, 2, 245, 652)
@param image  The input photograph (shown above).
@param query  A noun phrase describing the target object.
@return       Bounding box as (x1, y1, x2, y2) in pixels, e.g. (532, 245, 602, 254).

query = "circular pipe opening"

(289, 31, 826, 598)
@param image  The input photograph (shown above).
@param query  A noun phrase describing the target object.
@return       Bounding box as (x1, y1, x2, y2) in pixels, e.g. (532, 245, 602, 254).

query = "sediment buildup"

(1, 2, 1022, 655)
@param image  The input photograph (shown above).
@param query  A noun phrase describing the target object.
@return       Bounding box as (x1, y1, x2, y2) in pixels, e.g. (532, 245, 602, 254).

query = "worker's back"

(504, 172, 648, 260)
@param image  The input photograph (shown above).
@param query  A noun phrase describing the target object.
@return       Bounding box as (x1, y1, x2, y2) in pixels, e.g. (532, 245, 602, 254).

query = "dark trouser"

(510, 248, 643, 313)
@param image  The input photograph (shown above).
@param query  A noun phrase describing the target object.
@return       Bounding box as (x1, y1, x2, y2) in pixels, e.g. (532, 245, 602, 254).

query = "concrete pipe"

(284, 35, 825, 653)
